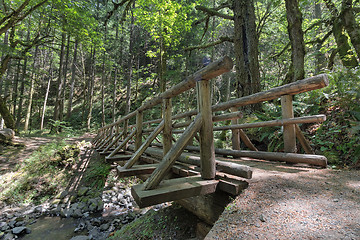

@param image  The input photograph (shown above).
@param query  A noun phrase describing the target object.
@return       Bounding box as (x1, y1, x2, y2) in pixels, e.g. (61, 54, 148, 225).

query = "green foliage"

(0, 141, 80, 205)
(310, 67, 360, 167)
(83, 161, 111, 190)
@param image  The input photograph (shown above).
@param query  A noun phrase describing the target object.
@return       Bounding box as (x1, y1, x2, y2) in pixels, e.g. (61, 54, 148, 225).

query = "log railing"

(93, 56, 329, 195)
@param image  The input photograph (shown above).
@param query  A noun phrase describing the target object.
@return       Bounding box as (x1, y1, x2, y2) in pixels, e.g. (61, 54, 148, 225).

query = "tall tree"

(284, 0, 305, 83)
(232, 0, 261, 97)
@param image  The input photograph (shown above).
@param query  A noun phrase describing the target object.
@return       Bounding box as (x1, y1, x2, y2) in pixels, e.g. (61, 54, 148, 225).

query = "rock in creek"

(12, 226, 31, 235)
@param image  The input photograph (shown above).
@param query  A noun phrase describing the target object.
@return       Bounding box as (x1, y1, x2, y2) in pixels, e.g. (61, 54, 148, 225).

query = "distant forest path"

(0, 134, 94, 174)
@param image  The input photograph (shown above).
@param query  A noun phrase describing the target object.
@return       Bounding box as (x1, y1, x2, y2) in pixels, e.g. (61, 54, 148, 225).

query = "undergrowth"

(0, 140, 81, 206)
(245, 66, 360, 168)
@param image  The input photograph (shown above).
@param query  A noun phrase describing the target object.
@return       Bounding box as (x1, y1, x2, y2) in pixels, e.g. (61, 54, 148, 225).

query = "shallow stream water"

(20, 216, 85, 240)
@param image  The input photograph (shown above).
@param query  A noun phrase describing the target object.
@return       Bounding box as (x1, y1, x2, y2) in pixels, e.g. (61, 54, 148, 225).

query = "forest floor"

(205, 158, 360, 239)
(0, 134, 200, 240)
(1, 136, 360, 239)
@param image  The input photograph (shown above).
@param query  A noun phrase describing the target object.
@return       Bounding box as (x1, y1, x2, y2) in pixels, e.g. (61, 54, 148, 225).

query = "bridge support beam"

(198, 80, 216, 180)
(281, 95, 296, 153)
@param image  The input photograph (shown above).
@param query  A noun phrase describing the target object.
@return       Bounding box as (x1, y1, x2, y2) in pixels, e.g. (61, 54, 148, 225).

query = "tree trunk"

(53, 32, 66, 128)
(24, 46, 39, 132)
(0, 128, 15, 142)
(12, 59, 21, 118)
(324, 0, 358, 67)
(101, 27, 108, 127)
(284, 0, 305, 83)
(125, 11, 135, 119)
(40, 50, 54, 131)
(0, 96, 15, 129)
(16, 57, 28, 130)
(232, 0, 261, 98)
(341, 0, 360, 60)
(314, 2, 326, 74)
(60, 34, 71, 122)
(66, 38, 78, 119)
(332, 18, 359, 67)
(86, 48, 96, 131)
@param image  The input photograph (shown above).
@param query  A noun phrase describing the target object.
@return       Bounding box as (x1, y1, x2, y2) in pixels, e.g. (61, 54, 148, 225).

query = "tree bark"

(341, 0, 360, 60)
(40, 49, 54, 131)
(53, 31, 66, 129)
(324, 0, 359, 67)
(15, 57, 28, 130)
(232, 0, 261, 99)
(60, 34, 71, 122)
(314, 2, 326, 74)
(284, 0, 305, 83)
(66, 38, 78, 119)
(0, 96, 15, 129)
(24, 46, 39, 132)
(86, 48, 96, 131)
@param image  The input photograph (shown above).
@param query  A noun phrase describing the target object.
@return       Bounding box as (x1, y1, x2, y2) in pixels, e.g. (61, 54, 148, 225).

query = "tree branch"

(184, 36, 234, 51)
(271, 42, 291, 58)
(195, 5, 234, 20)
(305, 30, 333, 45)
(104, 0, 131, 26)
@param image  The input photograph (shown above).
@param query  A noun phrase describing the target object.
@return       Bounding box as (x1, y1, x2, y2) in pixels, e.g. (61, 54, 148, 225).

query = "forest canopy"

(0, 0, 359, 166)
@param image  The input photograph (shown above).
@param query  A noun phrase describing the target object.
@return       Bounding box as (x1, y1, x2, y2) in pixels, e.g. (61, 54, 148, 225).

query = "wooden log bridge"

(92, 56, 329, 223)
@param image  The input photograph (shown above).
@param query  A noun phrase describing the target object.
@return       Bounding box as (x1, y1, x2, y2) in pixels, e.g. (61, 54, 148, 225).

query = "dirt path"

(0, 136, 55, 173)
(0, 133, 95, 174)
(205, 158, 360, 239)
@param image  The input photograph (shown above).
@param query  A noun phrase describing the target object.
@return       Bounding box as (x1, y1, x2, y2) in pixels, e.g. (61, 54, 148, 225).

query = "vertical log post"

(163, 98, 172, 155)
(230, 107, 241, 150)
(197, 80, 216, 180)
(281, 95, 296, 153)
(135, 111, 143, 150)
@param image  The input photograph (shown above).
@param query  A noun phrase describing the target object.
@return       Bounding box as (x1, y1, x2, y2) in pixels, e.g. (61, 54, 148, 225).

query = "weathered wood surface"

(281, 95, 296, 153)
(117, 164, 158, 177)
(101, 130, 125, 154)
(98, 56, 233, 132)
(105, 154, 133, 162)
(132, 176, 218, 208)
(215, 148, 327, 167)
(213, 114, 326, 131)
(239, 129, 258, 151)
(135, 111, 143, 150)
(295, 124, 314, 154)
(230, 107, 240, 150)
(107, 129, 136, 158)
(124, 120, 165, 169)
(216, 174, 249, 195)
(139, 151, 249, 195)
(198, 80, 216, 180)
(143, 114, 203, 190)
(182, 144, 327, 167)
(0, 128, 15, 142)
(212, 74, 329, 112)
(163, 98, 172, 155)
(133, 145, 252, 179)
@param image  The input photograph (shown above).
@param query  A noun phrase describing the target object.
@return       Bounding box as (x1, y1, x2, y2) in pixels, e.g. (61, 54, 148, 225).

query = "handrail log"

(127, 74, 327, 132)
(213, 114, 326, 131)
(212, 74, 329, 112)
(98, 56, 233, 132)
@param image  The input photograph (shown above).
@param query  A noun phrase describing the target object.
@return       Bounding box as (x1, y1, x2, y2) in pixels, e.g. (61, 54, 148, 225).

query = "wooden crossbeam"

(131, 176, 218, 208)
(143, 114, 203, 190)
(124, 120, 165, 169)
(105, 154, 133, 162)
(117, 164, 158, 177)
(107, 129, 136, 158)
(99, 150, 115, 156)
